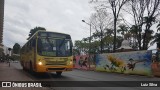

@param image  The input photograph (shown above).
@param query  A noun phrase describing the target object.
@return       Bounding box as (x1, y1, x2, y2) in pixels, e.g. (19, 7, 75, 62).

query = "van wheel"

(56, 71, 62, 76)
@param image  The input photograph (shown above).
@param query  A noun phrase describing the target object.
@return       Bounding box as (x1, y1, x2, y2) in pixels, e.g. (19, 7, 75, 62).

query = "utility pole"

(82, 20, 91, 69)
(8, 48, 12, 67)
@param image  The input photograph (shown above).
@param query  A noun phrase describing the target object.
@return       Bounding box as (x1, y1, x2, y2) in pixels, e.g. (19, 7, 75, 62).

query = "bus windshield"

(37, 37, 72, 57)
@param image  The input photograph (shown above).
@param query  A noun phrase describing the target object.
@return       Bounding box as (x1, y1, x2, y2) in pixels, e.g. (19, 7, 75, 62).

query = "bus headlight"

(68, 61, 73, 65)
(38, 62, 42, 65)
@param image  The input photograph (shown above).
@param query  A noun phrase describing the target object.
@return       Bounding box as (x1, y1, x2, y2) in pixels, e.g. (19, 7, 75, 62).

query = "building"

(3, 46, 12, 56)
(0, 0, 4, 50)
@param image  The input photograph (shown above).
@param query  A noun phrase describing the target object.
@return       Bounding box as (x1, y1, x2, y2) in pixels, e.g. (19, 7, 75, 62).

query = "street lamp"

(82, 20, 91, 69)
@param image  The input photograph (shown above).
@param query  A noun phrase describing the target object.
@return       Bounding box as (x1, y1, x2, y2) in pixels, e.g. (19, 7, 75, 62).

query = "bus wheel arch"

(29, 61, 33, 73)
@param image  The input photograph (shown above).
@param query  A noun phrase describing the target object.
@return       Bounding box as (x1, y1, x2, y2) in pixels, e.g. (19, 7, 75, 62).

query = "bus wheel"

(56, 71, 62, 76)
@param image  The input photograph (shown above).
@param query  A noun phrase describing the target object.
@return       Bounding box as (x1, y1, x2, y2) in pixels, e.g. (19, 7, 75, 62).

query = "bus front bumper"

(35, 65, 73, 72)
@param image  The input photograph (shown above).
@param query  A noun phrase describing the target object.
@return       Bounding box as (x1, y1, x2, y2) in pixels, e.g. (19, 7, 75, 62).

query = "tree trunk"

(100, 29, 103, 53)
(138, 27, 142, 50)
(143, 21, 152, 50)
(142, 26, 148, 50)
(113, 18, 117, 52)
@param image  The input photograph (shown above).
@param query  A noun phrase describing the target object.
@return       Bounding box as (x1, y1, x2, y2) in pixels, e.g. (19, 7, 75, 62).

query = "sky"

(3, 0, 94, 48)
(3, 0, 157, 50)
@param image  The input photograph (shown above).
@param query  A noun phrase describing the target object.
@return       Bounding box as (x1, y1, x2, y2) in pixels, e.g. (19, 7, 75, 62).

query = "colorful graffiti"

(96, 50, 152, 76)
(152, 62, 160, 76)
(73, 55, 96, 70)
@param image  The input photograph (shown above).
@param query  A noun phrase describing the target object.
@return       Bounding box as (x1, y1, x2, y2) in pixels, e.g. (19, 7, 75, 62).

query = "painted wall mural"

(152, 62, 160, 76)
(73, 55, 96, 70)
(95, 50, 152, 76)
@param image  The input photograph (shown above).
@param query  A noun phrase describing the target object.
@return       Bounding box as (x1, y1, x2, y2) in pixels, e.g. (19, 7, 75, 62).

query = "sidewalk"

(0, 62, 49, 90)
(0, 62, 32, 81)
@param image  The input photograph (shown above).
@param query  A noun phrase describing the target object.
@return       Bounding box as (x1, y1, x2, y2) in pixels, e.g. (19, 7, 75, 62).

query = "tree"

(90, 9, 113, 53)
(129, 25, 138, 49)
(74, 39, 89, 55)
(13, 43, 21, 54)
(109, 0, 128, 52)
(74, 37, 102, 54)
(73, 49, 80, 56)
(125, 0, 160, 50)
(104, 28, 114, 37)
(116, 36, 123, 48)
(151, 22, 160, 47)
(28, 27, 46, 40)
(117, 24, 128, 38)
(90, 0, 128, 52)
(157, 22, 160, 32)
(142, 0, 160, 50)
(152, 33, 160, 46)
(126, 0, 147, 50)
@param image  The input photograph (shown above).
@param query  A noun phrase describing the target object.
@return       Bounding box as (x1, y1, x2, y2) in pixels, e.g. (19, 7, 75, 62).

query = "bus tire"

(56, 71, 62, 76)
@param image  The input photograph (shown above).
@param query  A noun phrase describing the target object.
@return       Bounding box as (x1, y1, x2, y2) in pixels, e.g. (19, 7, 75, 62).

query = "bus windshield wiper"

(46, 37, 53, 47)
(59, 39, 65, 48)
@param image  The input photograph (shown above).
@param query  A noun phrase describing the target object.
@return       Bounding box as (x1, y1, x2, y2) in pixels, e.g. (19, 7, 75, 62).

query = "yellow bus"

(20, 30, 73, 76)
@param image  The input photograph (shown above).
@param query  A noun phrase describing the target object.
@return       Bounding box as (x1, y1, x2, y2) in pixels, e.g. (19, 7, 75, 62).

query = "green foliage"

(104, 28, 114, 37)
(74, 39, 90, 54)
(74, 35, 123, 54)
(117, 24, 129, 37)
(13, 43, 21, 54)
(142, 16, 156, 49)
(73, 49, 80, 55)
(152, 22, 160, 46)
(90, 0, 160, 50)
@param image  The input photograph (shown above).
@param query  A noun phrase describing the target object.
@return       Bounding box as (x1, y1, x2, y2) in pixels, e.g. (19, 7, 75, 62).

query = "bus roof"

(23, 30, 71, 47)
(38, 30, 70, 36)
(27, 30, 70, 40)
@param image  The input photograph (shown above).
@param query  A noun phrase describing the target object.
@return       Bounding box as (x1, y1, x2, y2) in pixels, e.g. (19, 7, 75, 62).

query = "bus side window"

(32, 39, 36, 47)
(29, 41, 32, 50)
(26, 42, 30, 52)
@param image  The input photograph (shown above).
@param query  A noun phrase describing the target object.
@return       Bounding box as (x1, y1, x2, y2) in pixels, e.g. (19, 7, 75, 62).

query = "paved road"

(1, 62, 160, 90)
